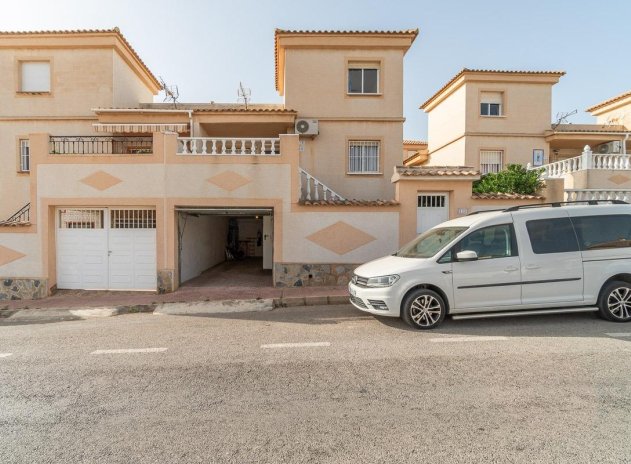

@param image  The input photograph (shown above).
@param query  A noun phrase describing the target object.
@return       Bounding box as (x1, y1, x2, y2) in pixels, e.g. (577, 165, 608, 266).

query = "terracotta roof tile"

(396, 166, 480, 177)
(299, 199, 399, 207)
(100, 103, 296, 113)
(472, 192, 544, 200)
(420, 68, 565, 110)
(0, 28, 159, 89)
(587, 90, 631, 113)
(550, 124, 628, 133)
(403, 139, 427, 145)
(275, 28, 419, 92)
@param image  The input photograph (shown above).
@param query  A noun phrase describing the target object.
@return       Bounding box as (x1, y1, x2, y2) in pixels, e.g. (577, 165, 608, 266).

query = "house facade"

(1, 29, 562, 301)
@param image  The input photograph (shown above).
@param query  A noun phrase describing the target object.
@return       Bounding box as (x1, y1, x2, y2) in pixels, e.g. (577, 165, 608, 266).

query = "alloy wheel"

(410, 294, 442, 327)
(607, 286, 631, 319)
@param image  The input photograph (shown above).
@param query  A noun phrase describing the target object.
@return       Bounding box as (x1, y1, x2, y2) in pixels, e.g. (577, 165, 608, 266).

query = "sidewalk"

(0, 285, 350, 322)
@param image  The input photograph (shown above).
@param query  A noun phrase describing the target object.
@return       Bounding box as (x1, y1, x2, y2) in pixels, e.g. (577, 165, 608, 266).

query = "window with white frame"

(480, 91, 503, 116)
(348, 66, 379, 94)
(19, 139, 30, 172)
(480, 150, 503, 174)
(19, 61, 51, 93)
(348, 140, 380, 174)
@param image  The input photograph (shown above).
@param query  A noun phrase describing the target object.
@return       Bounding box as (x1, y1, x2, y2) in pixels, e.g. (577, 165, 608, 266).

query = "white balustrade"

(177, 137, 280, 156)
(533, 145, 631, 179)
(298, 168, 345, 202)
(565, 189, 631, 203)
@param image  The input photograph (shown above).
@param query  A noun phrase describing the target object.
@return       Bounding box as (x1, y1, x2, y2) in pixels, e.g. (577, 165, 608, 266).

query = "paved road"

(1, 305, 630, 463)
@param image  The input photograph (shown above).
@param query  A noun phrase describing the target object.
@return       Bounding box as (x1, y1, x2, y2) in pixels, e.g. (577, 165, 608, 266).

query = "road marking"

(605, 333, 631, 338)
(430, 336, 509, 343)
(90, 348, 168, 355)
(261, 342, 331, 349)
(0, 353, 13, 358)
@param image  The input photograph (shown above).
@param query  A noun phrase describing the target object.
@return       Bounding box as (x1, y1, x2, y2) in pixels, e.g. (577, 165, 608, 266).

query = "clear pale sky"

(2, 0, 629, 140)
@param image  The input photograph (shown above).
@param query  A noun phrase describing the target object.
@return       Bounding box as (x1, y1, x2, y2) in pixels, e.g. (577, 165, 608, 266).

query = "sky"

(1, 0, 630, 140)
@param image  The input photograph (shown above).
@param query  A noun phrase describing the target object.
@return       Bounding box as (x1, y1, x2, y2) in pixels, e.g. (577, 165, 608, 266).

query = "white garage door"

(56, 208, 156, 291)
(417, 193, 449, 234)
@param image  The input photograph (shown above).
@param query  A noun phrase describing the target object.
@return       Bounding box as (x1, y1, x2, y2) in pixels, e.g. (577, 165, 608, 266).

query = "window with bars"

(348, 67, 379, 94)
(19, 139, 30, 172)
(348, 141, 380, 174)
(418, 195, 446, 208)
(111, 209, 156, 229)
(480, 150, 503, 174)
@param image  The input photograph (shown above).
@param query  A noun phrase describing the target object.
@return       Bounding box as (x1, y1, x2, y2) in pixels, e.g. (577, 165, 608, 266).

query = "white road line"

(0, 353, 13, 358)
(605, 333, 631, 338)
(90, 348, 168, 355)
(261, 342, 331, 349)
(430, 336, 509, 343)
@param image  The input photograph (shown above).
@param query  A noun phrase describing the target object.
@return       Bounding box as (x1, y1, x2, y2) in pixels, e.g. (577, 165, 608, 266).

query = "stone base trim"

(157, 269, 175, 294)
(1, 278, 48, 300)
(274, 263, 356, 287)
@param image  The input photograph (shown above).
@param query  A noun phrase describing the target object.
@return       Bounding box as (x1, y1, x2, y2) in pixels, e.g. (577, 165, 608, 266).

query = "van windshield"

(395, 227, 468, 258)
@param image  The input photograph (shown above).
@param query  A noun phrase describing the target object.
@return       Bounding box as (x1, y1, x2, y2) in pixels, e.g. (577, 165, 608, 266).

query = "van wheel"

(598, 281, 631, 322)
(401, 288, 446, 330)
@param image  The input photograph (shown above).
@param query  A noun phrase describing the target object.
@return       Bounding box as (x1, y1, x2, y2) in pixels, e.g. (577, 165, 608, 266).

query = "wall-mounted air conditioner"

(596, 141, 622, 154)
(295, 119, 319, 136)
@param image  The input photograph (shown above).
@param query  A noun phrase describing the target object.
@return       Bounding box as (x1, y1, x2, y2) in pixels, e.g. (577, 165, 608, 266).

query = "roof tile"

(396, 166, 480, 177)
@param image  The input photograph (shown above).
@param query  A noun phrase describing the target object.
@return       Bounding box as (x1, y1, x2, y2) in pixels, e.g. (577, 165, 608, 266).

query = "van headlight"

(365, 275, 400, 288)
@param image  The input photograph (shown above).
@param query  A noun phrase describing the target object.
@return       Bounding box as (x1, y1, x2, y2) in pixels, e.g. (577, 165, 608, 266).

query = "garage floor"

(182, 258, 272, 288)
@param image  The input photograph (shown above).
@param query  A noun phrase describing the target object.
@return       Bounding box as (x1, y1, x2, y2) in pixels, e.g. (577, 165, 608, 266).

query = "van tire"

(401, 288, 446, 330)
(598, 280, 631, 322)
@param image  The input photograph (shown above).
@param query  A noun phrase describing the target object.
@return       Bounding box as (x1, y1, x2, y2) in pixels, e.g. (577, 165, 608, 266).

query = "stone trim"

(274, 263, 357, 287)
(1, 278, 48, 300)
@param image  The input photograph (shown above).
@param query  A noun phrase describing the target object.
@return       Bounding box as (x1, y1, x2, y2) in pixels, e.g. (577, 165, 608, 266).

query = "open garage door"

(56, 208, 157, 290)
(176, 207, 273, 287)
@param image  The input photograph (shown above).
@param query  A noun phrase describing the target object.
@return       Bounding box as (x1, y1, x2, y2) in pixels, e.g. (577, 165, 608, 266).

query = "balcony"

(49, 136, 153, 155)
(177, 137, 280, 156)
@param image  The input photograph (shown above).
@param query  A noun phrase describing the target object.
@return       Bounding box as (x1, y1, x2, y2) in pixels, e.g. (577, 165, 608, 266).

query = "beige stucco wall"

(283, 47, 405, 200)
(465, 135, 549, 169)
(593, 97, 631, 128)
(562, 169, 631, 190)
(0, 233, 42, 277)
(112, 52, 154, 108)
(426, 84, 466, 155)
(179, 215, 228, 283)
(426, 138, 466, 167)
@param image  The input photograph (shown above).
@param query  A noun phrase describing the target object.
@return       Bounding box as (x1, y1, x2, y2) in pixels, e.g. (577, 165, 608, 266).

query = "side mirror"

(456, 250, 478, 262)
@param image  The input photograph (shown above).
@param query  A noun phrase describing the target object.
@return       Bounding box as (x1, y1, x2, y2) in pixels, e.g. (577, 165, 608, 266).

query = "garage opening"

(177, 207, 273, 288)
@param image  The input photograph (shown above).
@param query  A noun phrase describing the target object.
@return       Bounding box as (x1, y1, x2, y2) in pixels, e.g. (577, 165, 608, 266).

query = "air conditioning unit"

(295, 119, 319, 136)
(596, 141, 622, 154)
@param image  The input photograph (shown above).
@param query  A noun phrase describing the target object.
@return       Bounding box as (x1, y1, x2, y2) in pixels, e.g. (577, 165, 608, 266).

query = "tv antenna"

(552, 109, 577, 130)
(237, 82, 251, 109)
(159, 76, 180, 108)
(604, 113, 628, 128)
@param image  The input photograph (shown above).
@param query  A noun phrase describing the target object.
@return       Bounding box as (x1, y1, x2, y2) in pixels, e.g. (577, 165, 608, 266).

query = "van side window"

(454, 224, 517, 260)
(571, 215, 631, 250)
(526, 217, 579, 254)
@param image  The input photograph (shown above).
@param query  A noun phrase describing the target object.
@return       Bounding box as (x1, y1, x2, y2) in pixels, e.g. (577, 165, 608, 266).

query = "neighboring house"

(0, 29, 553, 300)
(402, 139, 428, 166)
(420, 69, 565, 173)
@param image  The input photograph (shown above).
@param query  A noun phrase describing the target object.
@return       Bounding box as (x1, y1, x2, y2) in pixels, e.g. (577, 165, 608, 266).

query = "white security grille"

(418, 195, 446, 208)
(19, 139, 30, 172)
(480, 150, 503, 174)
(58, 209, 104, 229)
(348, 141, 380, 173)
(110, 209, 156, 229)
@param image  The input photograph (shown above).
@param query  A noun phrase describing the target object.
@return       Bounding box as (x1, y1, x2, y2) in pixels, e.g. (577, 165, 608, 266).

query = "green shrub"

(473, 164, 544, 195)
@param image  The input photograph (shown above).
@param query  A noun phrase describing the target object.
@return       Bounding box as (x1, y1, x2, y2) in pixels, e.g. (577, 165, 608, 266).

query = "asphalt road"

(1, 305, 630, 464)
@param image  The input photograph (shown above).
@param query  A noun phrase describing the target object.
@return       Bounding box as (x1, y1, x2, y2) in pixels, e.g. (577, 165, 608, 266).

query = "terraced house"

(2, 28, 627, 301)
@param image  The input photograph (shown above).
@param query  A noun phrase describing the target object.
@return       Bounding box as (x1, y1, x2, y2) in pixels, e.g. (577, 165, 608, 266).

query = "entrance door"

(56, 208, 157, 291)
(417, 193, 449, 234)
(263, 215, 273, 270)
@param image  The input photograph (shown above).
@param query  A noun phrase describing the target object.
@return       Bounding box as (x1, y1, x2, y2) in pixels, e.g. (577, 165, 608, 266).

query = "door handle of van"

(504, 266, 519, 272)
(525, 264, 541, 270)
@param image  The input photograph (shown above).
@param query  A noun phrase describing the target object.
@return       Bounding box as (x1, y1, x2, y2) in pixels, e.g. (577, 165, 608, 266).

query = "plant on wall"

(473, 164, 544, 195)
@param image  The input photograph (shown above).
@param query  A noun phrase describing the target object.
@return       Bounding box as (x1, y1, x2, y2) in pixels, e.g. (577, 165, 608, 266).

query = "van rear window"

(571, 215, 631, 250)
(525, 217, 579, 254)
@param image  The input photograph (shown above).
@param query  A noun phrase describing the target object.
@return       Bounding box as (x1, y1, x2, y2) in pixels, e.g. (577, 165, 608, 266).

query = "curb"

(0, 294, 350, 323)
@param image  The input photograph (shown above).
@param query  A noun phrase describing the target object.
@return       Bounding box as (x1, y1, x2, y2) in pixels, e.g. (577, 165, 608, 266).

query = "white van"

(349, 201, 631, 329)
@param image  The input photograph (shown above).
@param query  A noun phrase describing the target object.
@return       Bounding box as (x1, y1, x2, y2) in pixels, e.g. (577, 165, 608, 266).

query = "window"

(571, 215, 631, 250)
(19, 139, 30, 172)
(480, 91, 503, 116)
(480, 150, 503, 174)
(453, 224, 517, 260)
(348, 140, 380, 174)
(418, 195, 446, 208)
(19, 61, 51, 93)
(526, 217, 579, 254)
(396, 227, 468, 259)
(348, 67, 379, 94)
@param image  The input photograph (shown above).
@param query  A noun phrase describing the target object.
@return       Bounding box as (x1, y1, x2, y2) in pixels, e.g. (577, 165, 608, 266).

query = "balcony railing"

(49, 136, 153, 155)
(177, 137, 280, 156)
(566, 189, 631, 203)
(299, 168, 345, 202)
(0, 203, 30, 226)
(532, 145, 631, 179)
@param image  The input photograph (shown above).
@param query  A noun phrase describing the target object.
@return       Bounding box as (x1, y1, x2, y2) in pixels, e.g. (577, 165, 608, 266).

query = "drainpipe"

(623, 132, 630, 156)
(188, 110, 194, 137)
